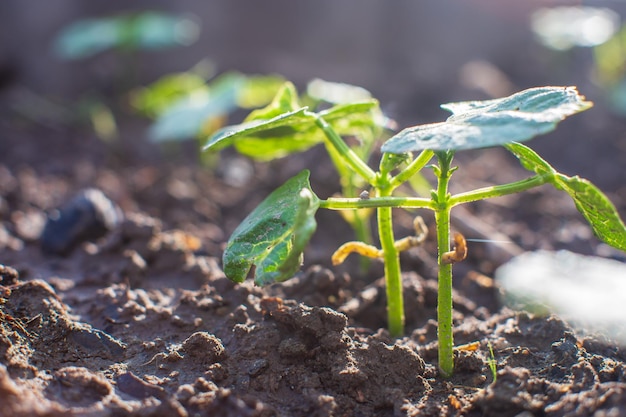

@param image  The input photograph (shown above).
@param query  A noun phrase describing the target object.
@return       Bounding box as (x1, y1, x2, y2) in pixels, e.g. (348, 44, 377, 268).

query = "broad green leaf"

(230, 101, 380, 160)
(203, 82, 313, 155)
(204, 81, 381, 160)
(506, 142, 626, 251)
(555, 174, 626, 251)
(381, 86, 592, 153)
(223, 170, 320, 285)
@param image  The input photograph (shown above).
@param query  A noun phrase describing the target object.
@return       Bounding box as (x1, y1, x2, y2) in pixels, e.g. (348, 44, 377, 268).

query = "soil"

(1, 113, 626, 417)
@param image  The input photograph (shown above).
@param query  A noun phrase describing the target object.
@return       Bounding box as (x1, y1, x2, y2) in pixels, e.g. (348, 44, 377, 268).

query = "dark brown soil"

(1, 115, 626, 417)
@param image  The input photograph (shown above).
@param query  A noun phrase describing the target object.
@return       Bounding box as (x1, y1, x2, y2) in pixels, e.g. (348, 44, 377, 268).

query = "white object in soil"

(496, 250, 626, 343)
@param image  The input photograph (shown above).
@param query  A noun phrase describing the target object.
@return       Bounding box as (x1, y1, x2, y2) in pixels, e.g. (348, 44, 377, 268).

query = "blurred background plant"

(530, 6, 626, 116)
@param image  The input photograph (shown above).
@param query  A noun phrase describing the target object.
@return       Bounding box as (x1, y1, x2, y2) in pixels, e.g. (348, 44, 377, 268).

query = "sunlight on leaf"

(306, 78, 372, 104)
(382, 87, 592, 153)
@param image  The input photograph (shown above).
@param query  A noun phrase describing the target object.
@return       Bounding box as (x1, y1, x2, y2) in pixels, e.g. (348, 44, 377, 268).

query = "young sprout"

(487, 342, 498, 383)
(204, 83, 626, 377)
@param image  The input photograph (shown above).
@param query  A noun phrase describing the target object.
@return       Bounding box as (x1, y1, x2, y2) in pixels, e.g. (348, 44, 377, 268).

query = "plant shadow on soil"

(0, 126, 626, 416)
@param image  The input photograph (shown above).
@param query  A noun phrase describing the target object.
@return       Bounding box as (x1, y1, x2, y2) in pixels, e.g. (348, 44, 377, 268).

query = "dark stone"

(40, 188, 122, 255)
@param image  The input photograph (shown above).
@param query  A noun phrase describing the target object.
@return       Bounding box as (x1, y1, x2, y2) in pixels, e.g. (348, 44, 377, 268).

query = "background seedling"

(487, 342, 497, 384)
(204, 83, 626, 377)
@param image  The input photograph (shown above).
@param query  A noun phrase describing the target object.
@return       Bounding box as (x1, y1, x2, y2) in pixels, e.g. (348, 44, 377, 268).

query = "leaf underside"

(506, 142, 626, 252)
(223, 170, 320, 285)
(381, 86, 592, 153)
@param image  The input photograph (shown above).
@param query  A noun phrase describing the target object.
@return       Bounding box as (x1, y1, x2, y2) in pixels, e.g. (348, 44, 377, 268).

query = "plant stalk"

(434, 151, 455, 378)
(311, 113, 377, 185)
(320, 196, 434, 210)
(449, 174, 550, 206)
(389, 150, 434, 189)
(377, 188, 404, 337)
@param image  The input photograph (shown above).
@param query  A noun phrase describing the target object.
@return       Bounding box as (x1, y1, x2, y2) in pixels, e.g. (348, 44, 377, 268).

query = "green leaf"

(54, 12, 199, 60)
(203, 82, 313, 156)
(306, 78, 373, 104)
(555, 174, 626, 251)
(149, 73, 245, 142)
(504, 142, 556, 177)
(132, 72, 209, 118)
(204, 81, 381, 161)
(237, 75, 286, 108)
(507, 142, 626, 251)
(381, 86, 592, 153)
(223, 170, 320, 285)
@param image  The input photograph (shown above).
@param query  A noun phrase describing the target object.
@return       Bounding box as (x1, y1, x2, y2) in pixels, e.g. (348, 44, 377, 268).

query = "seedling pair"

(204, 82, 626, 377)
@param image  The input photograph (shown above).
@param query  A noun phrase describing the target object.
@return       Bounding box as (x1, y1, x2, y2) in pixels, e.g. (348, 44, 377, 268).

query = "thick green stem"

(377, 189, 404, 336)
(310, 112, 377, 185)
(436, 207, 454, 377)
(434, 151, 455, 378)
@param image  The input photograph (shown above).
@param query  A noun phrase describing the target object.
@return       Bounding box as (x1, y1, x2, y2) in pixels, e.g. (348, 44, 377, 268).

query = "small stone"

(180, 332, 226, 363)
(40, 188, 122, 255)
(278, 337, 309, 358)
(116, 371, 165, 399)
(248, 359, 269, 377)
(0, 264, 19, 285)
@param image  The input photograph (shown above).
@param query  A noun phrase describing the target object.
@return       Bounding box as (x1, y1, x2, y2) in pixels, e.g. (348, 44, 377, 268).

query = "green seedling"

(54, 11, 200, 60)
(204, 80, 387, 250)
(204, 83, 626, 377)
(134, 68, 286, 143)
(487, 342, 497, 383)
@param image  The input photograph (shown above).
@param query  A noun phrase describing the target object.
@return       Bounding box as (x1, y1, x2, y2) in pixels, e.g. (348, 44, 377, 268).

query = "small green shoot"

(487, 342, 497, 384)
(204, 83, 626, 378)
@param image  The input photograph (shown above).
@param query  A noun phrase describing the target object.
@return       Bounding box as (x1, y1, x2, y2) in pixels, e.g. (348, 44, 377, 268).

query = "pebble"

(0, 264, 19, 286)
(40, 188, 122, 255)
(116, 371, 165, 399)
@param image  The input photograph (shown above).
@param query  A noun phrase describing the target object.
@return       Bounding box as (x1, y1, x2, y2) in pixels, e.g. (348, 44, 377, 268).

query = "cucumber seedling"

(204, 82, 626, 377)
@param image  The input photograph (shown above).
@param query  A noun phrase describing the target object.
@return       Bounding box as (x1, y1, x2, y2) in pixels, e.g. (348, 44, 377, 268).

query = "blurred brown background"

(1, 0, 625, 190)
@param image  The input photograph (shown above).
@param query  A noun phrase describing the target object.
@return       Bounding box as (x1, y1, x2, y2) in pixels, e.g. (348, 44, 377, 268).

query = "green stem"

(320, 196, 434, 210)
(389, 150, 434, 189)
(434, 151, 454, 378)
(310, 112, 377, 185)
(449, 174, 550, 206)
(377, 189, 404, 337)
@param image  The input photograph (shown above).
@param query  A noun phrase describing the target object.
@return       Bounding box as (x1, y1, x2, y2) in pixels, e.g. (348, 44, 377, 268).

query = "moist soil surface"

(1, 118, 626, 417)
